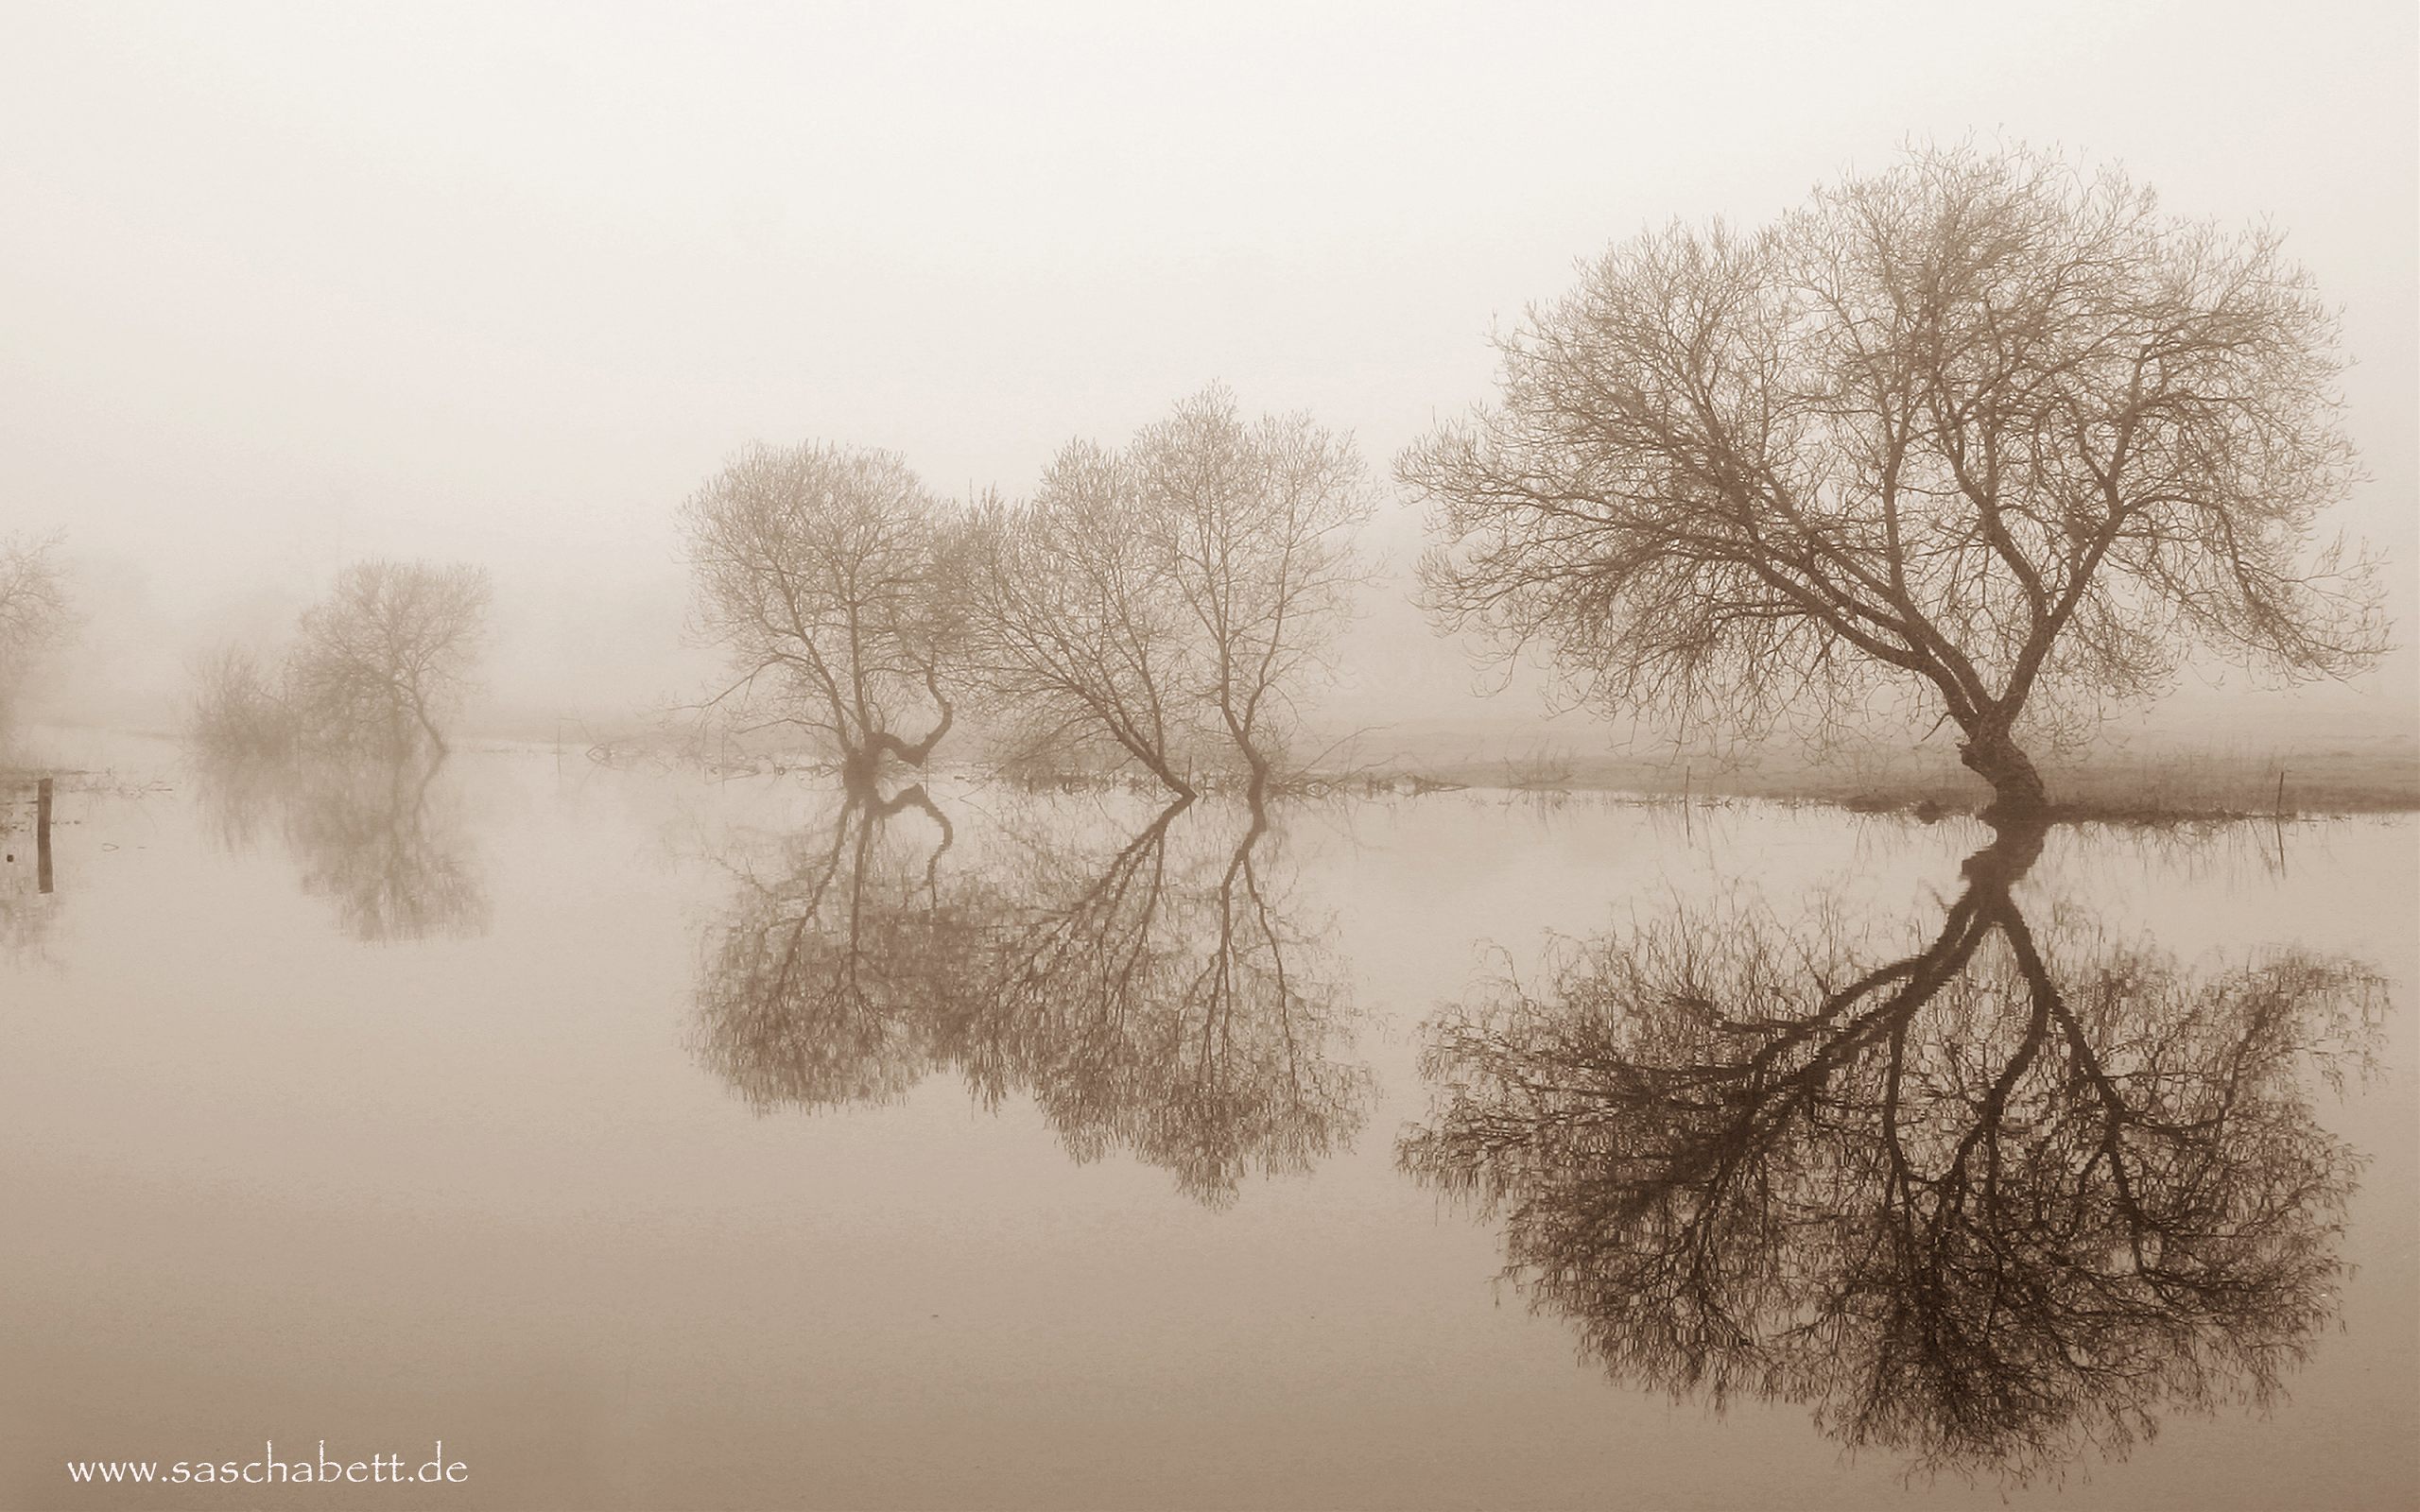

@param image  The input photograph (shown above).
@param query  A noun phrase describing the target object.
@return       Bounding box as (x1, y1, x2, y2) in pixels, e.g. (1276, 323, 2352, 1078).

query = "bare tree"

(1404, 146, 2387, 817)
(683, 442, 962, 788)
(188, 643, 298, 762)
(0, 534, 71, 736)
(1140, 387, 1375, 801)
(287, 559, 491, 753)
(965, 444, 1204, 795)
(969, 388, 1374, 799)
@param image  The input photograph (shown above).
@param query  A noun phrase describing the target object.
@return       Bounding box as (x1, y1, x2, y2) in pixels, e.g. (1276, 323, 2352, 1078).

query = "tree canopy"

(967, 386, 1374, 799)
(683, 442, 963, 787)
(1404, 145, 2387, 816)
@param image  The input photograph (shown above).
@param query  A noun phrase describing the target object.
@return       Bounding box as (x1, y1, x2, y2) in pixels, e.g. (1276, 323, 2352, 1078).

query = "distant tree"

(683, 443, 961, 788)
(1404, 146, 2388, 817)
(970, 387, 1374, 799)
(0, 534, 71, 734)
(965, 442, 1204, 796)
(188, 643, 298, 762)
(288, 559, 491, 752)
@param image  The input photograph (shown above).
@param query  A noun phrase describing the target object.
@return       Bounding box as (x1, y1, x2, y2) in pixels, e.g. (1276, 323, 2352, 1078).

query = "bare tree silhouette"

(1136, 387, 1375, 802)
(1402, 820, 2383, 1481)
(968, 387, 1374, 799)
(1404, 146, 2387, 817)
(965, 445, 1203, 795)
(684, 443, 964, 789)
(0, 533, 71, 739)
(287, 559, 491, 754)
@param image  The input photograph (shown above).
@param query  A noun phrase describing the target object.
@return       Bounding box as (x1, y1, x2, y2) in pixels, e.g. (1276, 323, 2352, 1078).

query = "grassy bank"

(1355, 744, 2420, 821)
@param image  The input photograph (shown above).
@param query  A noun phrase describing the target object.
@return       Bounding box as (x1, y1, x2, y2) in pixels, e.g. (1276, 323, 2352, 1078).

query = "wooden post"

(36, 777, 53, 894)
(2273, 766, 2289, 877)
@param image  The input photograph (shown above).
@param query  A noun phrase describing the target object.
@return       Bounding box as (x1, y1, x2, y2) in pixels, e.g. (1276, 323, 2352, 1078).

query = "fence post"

(36, 776, 53, 894)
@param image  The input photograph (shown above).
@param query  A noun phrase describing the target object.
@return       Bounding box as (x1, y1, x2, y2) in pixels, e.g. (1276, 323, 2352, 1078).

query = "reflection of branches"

(192, 749, 488, 943)
(1401, 820, 2383, 1483)
(691, 794, 1369, 1207)
(975, 802, 1368, 1205)
(691, 787, 967, 1111)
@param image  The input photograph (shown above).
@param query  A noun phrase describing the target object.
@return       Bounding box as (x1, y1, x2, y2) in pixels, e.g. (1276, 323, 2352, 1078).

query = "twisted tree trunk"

(1957, 717, 2048, 822)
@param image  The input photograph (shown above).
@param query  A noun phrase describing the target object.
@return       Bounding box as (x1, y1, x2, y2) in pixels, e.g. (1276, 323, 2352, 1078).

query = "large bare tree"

(289, 558, 491, 753)
(1404, 146, 2387, 816)
(684, 442, 962, 788)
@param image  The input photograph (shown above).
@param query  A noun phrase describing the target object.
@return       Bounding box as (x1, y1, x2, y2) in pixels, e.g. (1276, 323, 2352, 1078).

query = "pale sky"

(3, 1, 2412, 742)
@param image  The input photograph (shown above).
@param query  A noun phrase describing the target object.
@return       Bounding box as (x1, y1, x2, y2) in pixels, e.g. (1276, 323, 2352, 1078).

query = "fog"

(4, 0, 2413, 753)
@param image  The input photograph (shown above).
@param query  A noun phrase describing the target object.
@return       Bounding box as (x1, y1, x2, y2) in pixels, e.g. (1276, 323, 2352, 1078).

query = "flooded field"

(4, 737, 2413, 1509)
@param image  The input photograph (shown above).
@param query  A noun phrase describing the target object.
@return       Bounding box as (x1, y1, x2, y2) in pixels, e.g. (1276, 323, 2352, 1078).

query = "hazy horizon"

(5, 1, 2413, 756)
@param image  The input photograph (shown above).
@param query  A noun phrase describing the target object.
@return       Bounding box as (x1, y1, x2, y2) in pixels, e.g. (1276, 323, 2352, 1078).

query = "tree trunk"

(1957, 721, 2048, 822)
(414, 697, 448, 755)
(839, 743, 884, 794)
(860, 690, 954, 777)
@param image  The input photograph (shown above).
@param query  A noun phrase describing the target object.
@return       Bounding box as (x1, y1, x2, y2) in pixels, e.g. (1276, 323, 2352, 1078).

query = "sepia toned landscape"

(3, 5, 2414, 1509)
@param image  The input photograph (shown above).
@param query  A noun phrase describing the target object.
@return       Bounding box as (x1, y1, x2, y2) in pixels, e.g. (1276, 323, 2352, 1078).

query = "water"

(4, 738, 2413, 1509)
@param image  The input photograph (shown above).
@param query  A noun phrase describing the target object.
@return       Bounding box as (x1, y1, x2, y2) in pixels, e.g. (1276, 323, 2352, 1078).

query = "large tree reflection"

(693, 792, 1368, 1207)
(1399, 821, 2384, 1481)
(192, 748, 488, 943)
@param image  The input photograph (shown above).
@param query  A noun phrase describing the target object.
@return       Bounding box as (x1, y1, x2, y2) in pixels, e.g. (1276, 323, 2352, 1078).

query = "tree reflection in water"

(1400, 820, 2386, 1482)
(191, 748, 488, 943)
(692, 788, 1368, 1207)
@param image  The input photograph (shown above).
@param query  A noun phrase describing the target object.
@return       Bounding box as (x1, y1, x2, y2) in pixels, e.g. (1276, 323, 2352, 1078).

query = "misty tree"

(965, 443, 1203, 795)
(188, 643, 298, 762)
(1404, 146, 2387, 816)
(287, 559, 492, 753)
(1139, 387, 1375, 800)
(0, 534, 71, 736)
(684, 443, 965, 789)
(970, 387, 1374, 799)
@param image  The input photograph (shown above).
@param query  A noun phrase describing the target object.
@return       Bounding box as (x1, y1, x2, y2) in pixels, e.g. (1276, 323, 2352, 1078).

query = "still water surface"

(4, 737, 2413, 1508)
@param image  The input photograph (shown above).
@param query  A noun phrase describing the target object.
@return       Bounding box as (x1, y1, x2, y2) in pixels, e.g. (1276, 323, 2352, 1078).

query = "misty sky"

(4, 1, 2413, 745)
